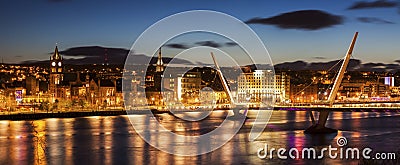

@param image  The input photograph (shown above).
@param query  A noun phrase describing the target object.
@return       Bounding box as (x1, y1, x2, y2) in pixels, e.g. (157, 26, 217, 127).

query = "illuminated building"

(237, 70, 275, 103)
(275, 72, 290, 102)
(290, 84, 318, 103)
(69, 72, 90, 101)
(83, 78, 121, 107)
(177, 72, 202, 104)
(390, 86, 400, 97)
(155, 47, 164, 72)
(98, 79, 117, 106)
(384, 77, 395, 87)
(335, 82, 363, 100)
(361, 82, 390, 98)
(49, 46, 63, 101)
(156, 67, 230, 107)
(0, 86, 5, 109)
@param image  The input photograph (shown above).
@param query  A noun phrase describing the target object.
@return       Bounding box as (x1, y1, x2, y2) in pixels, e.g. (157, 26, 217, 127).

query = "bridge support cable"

(292, 58, 343, 99)
(305, 32, 358, 134)
(211, 52, 248, 117)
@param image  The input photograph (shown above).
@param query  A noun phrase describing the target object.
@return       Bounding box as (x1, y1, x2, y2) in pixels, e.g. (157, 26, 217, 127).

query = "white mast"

(211, 52, 235, 106)
(306, 32, 359, 133)
(327, 32, 358, 105)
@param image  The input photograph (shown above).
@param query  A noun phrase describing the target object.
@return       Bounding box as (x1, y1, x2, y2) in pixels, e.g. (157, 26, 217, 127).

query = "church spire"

(156, 47, 164, 72)
(52, 46, 61, 60)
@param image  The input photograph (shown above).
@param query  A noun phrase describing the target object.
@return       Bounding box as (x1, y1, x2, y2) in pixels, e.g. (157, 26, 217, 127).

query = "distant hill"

(21, 46, 193, 65)
(275, 59, 361, 71)
(20, 46, 400, 72)
(274, 59, 400, 72)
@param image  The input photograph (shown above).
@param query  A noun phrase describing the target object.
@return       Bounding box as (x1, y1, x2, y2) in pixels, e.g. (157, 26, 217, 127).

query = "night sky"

(1, 0, 399, 64)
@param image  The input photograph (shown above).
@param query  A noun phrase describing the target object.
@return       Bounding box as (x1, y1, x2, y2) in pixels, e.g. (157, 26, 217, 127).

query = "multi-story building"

(361, 82, 390, 98)
(275, 72, 290, 102)
(159, 67, 230, 107)
(337, 82, 364, 100)
(290, 84, 318, 103)
(176, 72, 202, 105)
(237, 70, 275, 103)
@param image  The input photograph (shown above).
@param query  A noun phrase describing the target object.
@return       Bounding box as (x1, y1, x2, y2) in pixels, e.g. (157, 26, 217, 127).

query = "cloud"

(348, 0, 397, 10)
(312, 57, 327, 60)
(195, 41, 221, 48)
(245, 10, 343, 30)
(225, 42, 239, 47)
(164, 41, 237, 49)
(357, 17, 395, 24)
(164, 43, 190, 49)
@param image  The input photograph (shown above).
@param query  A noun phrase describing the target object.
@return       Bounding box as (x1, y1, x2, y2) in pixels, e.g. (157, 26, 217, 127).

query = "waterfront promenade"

(1, 103, 400, 121)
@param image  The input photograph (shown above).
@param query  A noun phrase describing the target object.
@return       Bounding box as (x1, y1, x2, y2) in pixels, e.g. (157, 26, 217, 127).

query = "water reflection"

(0, 111, 399, 164)
(32, 120, 47, 165)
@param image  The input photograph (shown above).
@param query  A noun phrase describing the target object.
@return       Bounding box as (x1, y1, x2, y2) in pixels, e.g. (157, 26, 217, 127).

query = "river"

(0, 110, 399, 164)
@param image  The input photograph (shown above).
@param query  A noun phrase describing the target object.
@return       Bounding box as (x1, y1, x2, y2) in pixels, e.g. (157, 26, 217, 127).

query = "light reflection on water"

(0, 110, 399, 164)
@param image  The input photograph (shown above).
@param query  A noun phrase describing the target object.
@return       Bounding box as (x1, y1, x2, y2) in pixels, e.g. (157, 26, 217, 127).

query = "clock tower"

(49, 46, 63, 98)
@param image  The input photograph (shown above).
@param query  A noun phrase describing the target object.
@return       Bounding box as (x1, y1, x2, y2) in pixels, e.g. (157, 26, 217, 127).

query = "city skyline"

(2, 1, 400, 164)
(1, 0, 400, 65)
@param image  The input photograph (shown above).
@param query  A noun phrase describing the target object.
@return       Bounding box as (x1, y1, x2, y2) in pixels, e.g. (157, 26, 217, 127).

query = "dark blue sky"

(0, 0, 399, 64)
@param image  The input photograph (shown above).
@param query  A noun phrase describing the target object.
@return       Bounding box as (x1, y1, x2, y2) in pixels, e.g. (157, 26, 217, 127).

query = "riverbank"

(1, 106, 399, 121)
(0, 110, 127, 120)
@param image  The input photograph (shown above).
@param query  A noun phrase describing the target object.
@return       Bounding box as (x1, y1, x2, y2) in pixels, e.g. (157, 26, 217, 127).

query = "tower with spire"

(155, 47, 164, 72)
(49, 46, 64, 98)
